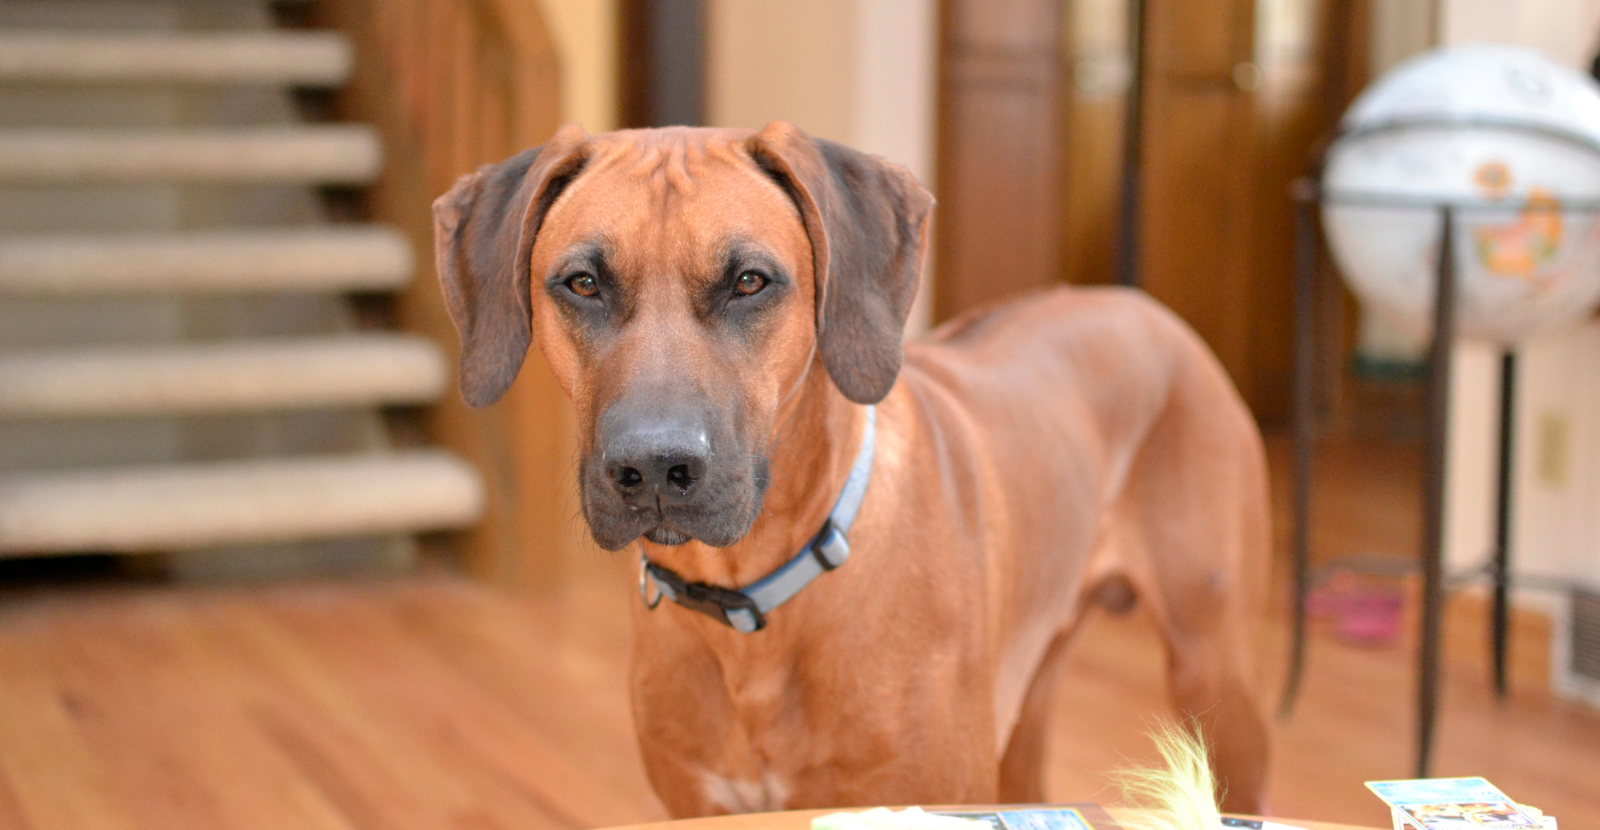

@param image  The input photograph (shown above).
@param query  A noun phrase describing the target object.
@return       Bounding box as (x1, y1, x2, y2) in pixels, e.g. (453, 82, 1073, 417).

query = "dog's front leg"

(630, 613, 776, 817)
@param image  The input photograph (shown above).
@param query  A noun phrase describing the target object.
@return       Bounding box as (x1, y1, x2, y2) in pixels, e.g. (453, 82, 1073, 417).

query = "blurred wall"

(1437, 1, 1600, 607)
(1369, 0, 1435, 77)
(704, 0, 939, 334)
(538, 0, 620, 132)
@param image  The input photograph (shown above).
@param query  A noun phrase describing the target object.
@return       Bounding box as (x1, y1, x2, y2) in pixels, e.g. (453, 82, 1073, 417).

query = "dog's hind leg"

(1115, 366, 1274, 814)
(998, 631, 1076, 802)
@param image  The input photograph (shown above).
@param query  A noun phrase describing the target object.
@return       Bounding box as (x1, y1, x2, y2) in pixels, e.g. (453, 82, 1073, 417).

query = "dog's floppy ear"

(432, 124, 589, 407)
(745, 121, 934, 404)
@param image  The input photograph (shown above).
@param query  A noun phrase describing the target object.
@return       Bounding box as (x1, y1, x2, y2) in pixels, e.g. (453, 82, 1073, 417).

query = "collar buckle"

(810, 520, 850, 570)
(644, 559, 768, 633)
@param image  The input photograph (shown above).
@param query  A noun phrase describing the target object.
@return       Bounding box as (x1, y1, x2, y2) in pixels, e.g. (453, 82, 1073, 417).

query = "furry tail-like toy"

(1113, 720, 1224, 830)
(813, 721, 1231, 830)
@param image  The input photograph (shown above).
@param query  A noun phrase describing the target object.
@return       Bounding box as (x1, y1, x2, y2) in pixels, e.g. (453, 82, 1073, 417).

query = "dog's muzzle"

(638, 406, 876, 633)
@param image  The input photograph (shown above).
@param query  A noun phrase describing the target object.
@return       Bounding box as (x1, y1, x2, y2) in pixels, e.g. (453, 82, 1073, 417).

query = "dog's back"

(902, 285, 1272, 808)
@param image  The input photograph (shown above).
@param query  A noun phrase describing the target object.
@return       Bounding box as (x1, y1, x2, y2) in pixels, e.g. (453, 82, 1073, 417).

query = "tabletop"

(605, 807, 1383, 830)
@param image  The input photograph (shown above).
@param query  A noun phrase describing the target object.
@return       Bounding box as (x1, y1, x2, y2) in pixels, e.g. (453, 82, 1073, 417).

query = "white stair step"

(0, 227, 413, 296)
(0, 126, 381, 184)
(0, 450, 484, 555)
(0, 31, 351, 86)
(0, 334, 448, 419)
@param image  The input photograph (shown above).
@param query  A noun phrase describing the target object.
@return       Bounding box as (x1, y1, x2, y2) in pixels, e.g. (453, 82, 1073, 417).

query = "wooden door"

(1137, 0, 1356, 420)
(1056, 0, 1133, 288)
(943, 0, 1361, 421)
(935, 0, 1065, 321)
(1136, 0, 1261, 407)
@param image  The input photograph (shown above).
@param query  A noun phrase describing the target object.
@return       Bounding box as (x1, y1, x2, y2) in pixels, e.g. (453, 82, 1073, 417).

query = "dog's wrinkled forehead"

(561, 128, 798, 207)
(433, 120, 932, 409)
(533, 129, 806, 281)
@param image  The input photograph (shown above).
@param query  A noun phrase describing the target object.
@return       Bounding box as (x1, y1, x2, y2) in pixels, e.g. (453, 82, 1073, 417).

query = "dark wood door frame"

(619, 0, 707, 128)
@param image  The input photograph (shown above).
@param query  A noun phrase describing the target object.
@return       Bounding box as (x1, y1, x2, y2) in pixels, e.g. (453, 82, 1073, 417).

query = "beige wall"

(539, 0, 940, 183)
(1435, 2, 1600, 612)
(1369, 0, 1436, 77)
(705, 0, 936, 183)
(707, 0, 858, 145)
(536, 0, 619, 133)
(705, 0, 939, 332)
(851, 0, 939, 187)
(1442, 0, 1600, 69)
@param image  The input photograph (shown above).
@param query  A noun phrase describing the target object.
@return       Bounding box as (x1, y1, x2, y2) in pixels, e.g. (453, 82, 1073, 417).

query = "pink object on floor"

(1337, 589, 1404, 645)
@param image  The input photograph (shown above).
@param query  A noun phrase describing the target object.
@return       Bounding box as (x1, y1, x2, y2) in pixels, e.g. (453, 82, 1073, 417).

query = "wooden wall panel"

(317, 0, 590, 591)
(1135, 0, 1357, 422)
(1157, 0, 1243, 76)
(1136, 0, 1260, 405)
(1247, 0, 1352, 420)
(1140, 87, 1255, 382)
(1057, 92, 1125, 288)
(935, 0, 1065, 321)
(1056, 0, 1131, 288)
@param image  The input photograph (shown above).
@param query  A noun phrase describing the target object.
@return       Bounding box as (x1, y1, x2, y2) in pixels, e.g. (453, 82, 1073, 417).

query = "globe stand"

(1283, 183, 1563, 777)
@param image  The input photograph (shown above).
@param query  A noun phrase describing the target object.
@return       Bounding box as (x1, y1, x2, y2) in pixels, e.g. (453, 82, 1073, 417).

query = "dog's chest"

(697, 655, 826, 808)
(698, 769, 792, 813)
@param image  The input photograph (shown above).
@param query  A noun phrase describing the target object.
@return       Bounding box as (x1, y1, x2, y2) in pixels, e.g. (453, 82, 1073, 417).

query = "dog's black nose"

(601, 417, 710, 506)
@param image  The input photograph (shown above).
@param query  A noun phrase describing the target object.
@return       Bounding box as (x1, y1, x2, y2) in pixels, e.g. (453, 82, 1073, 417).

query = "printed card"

(936, 808, 1098, 830)
(1366, 778, 1541, 829)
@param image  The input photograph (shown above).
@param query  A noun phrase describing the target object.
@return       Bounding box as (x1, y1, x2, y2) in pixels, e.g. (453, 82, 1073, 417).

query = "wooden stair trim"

(0, 333, 448, 419)
(0, 450, 484, 555)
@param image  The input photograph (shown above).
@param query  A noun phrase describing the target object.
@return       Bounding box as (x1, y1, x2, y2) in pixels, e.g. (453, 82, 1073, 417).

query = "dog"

(432, 122, 1272, 816)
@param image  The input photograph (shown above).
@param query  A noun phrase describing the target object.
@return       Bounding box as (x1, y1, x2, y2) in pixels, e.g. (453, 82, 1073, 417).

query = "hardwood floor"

(0, 432, 1595, 830)
(0, 571, 664, 830)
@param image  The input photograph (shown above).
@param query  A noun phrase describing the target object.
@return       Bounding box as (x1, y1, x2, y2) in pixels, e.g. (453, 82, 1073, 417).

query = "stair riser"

(0, 33, 352, 86)
(0, 336, 449, 419)
(0, 229, 413, 296)
(0, 128, 382, 184)
(0, 452, 485, 556)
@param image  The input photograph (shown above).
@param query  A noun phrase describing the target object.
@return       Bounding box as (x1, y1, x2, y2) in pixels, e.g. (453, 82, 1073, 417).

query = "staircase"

(0, 2, 484, 573)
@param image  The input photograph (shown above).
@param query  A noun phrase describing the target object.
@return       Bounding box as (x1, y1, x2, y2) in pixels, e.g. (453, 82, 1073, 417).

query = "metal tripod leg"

(1282, 188, 1318, 717)
(1417, 205, 1457, 777)
(1492, 350, 1516, 697)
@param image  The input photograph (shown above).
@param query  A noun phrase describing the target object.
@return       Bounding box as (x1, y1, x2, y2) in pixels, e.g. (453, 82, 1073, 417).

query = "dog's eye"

(733, 271, 767, 296)
(566, 273, 599, 298)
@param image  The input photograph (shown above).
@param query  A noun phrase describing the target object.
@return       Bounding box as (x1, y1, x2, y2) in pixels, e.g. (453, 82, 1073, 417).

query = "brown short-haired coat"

(433, 122, 1272, 817)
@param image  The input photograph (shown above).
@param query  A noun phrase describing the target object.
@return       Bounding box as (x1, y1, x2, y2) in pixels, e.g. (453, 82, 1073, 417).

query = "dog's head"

(432, 123, 932, 551)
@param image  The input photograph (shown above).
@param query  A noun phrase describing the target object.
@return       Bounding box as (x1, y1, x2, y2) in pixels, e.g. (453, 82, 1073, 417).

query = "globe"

(1321, 43, 1600, 344)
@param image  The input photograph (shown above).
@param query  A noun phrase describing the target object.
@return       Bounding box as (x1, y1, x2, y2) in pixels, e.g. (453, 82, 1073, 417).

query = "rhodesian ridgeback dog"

(433, 122, 1272, 816)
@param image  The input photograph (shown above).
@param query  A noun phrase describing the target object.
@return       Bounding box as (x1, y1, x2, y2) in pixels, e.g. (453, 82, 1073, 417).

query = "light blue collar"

(638, 405, 877, 633)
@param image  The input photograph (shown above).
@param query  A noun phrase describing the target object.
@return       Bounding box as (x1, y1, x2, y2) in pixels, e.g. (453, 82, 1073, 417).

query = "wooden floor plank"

(201, 594, 541, 830)
(0, 636, 141, 830)
(45, 599, 355, 830)
(268, 588, 636, 828)
(383, 582, 662, 820)
(0, 570, 1597, 830)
